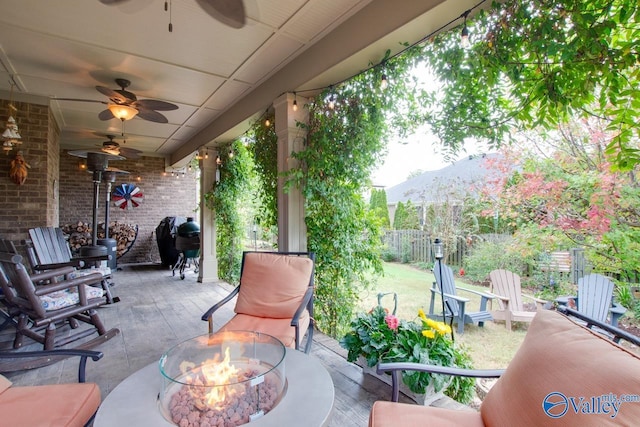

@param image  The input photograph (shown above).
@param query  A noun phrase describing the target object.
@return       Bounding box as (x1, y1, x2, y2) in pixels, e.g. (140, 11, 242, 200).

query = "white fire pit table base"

(94, 348, 334, 426)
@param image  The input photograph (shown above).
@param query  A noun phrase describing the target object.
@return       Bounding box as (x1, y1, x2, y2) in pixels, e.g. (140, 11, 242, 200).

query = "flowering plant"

(340, 306, 475, 403)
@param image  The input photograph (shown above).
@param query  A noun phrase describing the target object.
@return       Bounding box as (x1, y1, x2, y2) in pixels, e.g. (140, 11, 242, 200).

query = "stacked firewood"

(61, 221, 138, 258)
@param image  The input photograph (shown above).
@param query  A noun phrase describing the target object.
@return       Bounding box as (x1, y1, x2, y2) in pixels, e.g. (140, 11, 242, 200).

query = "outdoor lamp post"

(433, 238, 450, 338)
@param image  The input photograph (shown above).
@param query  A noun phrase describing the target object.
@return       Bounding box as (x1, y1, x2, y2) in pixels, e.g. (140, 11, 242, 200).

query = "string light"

(460, 10, 470, 48)
(292, 92, 298, 111)
(205, 147, 209, 159)
(265, 117, 271, 126)
(380, 73, 388, 90)
(229, 150, 234, 159)
(328, 86, 335, 110)
(216, 155, 222, 165)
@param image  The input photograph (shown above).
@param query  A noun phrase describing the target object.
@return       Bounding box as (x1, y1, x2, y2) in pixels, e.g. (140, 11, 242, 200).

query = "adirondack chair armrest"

(429, 286, 470, 303)
(457, 286, 496, 301)
(29, 266, 77, 283)
(376, 361, 505, 402)
(522, 293, 547, 308)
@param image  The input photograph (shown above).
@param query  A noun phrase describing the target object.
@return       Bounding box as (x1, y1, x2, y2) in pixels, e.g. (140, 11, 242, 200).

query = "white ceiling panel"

(0, 0, 467, 165)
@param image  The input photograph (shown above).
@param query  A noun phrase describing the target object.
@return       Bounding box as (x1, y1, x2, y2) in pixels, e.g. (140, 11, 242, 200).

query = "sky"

(371, 130, 488, 188)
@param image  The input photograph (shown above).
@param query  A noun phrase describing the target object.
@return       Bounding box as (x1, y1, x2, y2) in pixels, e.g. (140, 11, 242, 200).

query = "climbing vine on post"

(203, 140, 254, 284)
(287, 52, 422, 337)
(249, 112, 278, 235)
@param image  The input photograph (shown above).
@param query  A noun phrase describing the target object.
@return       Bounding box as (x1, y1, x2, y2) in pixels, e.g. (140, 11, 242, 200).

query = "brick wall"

(59, 152, 199, 264)
(0, 99, 58, 242)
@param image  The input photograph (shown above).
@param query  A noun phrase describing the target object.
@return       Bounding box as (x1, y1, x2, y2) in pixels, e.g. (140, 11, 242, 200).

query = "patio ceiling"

(0, 0, 482, 168)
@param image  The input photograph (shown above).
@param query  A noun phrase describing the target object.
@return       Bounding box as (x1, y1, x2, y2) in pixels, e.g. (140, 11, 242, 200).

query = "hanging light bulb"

(265, 117, 271, 127)
(292, 92, 298, 111)
(328, 94, 335, 110)
(380, 74, 388, 90)
(216, 155, 222, 165)
(228, 150, 234, 159)
(460, 10, 471, 48)
(205, 148, 209, 159)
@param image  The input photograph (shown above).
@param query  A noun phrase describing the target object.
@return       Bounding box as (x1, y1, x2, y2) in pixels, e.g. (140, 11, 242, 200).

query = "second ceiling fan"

(96, 78, 178, 124)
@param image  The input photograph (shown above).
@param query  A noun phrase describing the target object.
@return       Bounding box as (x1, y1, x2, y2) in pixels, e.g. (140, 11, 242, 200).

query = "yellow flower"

(418, 309, 427, 322)
(422, 329, 435, 339)
(425, 318, 438, 329)
(434, 322, 451, 336)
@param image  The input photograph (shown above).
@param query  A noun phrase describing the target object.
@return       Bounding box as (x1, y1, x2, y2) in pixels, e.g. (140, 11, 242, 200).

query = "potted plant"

(340, 306, 476, 404)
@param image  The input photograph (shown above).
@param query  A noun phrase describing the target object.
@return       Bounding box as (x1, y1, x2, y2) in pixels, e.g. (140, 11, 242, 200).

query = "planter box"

(357, 356, 445, 406)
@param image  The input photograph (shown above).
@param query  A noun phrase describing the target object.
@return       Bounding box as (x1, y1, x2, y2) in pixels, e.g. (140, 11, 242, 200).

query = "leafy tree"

(480, 117, 640, 280)
(369, 188, 391, 228)
(419, 0, 640, 170)
(393, 201, 407, 230)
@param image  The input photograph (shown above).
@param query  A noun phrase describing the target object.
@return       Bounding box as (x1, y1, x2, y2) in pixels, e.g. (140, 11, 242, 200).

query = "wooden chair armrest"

(610, 303, 626, 315)
(430, 287, 470, 303)
(30, 266, 77, 283)
(33, 272, 103, 296)
(201, 286, 241, 322)
(376, 361, 505, 402)
(0, 349, 103, 382)
(457, 286, 496, 301)
(522, 293, 547, 305)
(33, 260, 84, 271)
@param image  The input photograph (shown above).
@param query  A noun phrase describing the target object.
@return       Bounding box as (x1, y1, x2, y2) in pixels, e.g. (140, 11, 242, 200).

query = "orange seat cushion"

(481, 309, 640, 426)
(369, 401, 484, 427)
(221, 312, 310, 348)
(0, 382, 100, 427)
(235, 252, 313, 319)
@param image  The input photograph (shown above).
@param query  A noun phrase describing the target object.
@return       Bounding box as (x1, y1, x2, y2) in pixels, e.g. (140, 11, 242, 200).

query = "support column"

(274, 93, 308, 252)
(198, 151, 218, 282)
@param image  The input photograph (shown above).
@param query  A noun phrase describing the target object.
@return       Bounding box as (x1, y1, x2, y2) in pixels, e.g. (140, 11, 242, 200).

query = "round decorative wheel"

(113, 183, 144, 210)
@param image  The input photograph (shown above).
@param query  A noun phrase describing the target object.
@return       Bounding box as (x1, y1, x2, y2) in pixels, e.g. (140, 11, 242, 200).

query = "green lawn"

(358, 262, 528, 369)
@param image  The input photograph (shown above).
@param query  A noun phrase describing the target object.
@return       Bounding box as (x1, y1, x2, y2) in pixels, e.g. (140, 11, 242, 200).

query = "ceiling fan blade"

(196, 0, 246, 28)
(120, 147, 143, 159)
(98, 109, 115, 121)
(96, 85, 130, 103)
(134, 99, 179, 111)
(52, 98, 108, 105)
(136, 109, 168, 123)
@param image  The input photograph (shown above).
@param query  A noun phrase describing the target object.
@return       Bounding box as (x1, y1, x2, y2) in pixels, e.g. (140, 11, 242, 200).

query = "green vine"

(249, 112, 278, 235)
(204, 140, 254, 284)
(287, 52, 422, 337)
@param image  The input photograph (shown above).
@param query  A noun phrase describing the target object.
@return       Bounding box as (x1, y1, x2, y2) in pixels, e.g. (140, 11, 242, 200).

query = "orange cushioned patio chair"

(202, 251, 315, 353)
(0, 348, 103, 427)
(369, 307, 640, 427)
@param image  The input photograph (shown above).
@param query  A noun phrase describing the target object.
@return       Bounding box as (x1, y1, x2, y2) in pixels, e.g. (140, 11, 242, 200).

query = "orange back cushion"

(235, 253, 313, 318)
(481, 309, 640, 426)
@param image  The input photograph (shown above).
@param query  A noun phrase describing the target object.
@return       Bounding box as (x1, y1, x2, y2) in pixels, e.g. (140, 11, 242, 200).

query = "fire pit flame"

(159, 331, 286, 426)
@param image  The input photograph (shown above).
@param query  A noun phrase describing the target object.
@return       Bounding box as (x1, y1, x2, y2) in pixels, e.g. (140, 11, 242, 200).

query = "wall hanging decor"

(113, 183, 144, 210)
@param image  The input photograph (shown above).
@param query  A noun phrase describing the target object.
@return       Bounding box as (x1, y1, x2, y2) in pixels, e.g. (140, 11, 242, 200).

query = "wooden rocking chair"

(26, 227, 119, 304)
(0, 249, 119, 361)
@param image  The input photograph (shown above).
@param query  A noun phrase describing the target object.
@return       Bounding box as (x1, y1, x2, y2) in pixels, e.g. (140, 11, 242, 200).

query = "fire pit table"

(94, 331, 334, 427)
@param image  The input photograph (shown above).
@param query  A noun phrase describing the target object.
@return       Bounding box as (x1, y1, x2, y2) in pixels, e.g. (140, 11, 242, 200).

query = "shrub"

(463, 240, 528, 283)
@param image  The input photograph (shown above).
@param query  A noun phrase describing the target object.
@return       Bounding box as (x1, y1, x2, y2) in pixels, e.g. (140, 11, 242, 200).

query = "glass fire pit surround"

(159, 331, 286, 426)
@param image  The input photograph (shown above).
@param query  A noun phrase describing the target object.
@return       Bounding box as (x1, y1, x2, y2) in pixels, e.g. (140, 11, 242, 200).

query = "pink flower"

(385, 314, 399, 331)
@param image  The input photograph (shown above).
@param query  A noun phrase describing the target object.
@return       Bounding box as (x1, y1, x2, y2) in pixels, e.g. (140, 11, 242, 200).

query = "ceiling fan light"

(108, 104, 139, 121)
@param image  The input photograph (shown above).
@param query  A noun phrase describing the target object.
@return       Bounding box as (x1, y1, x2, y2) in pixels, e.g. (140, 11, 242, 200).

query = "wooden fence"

(382, 230, 470, 266)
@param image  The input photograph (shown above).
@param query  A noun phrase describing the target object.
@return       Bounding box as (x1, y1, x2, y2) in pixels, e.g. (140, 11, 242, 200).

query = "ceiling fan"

(99, 0, 246, 29)
(56, 78, 179, 124)
(99, 135, 143, 159)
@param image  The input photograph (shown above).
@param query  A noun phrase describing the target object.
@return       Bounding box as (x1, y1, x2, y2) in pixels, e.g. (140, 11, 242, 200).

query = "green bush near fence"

(463, 240, 529, 284)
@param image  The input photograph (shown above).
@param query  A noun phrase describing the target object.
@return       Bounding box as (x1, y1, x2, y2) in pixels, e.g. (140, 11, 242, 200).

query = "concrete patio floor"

(2, 262, 429, 426)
